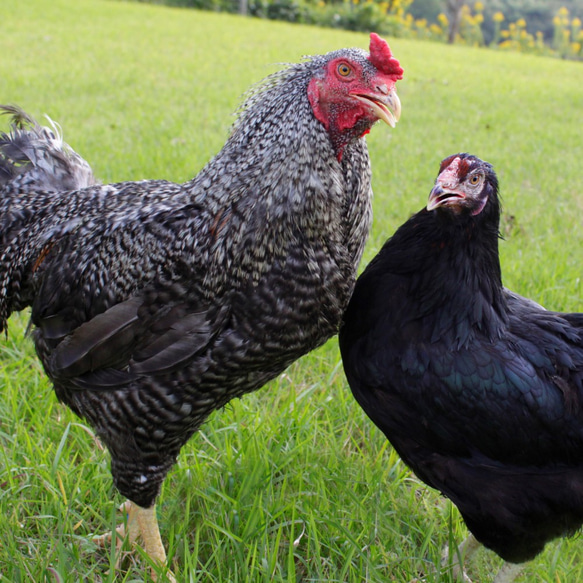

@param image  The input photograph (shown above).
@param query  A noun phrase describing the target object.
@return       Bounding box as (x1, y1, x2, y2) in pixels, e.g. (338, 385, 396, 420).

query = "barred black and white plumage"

(0, 35, 403, 576)
(0, 104, 97, 194)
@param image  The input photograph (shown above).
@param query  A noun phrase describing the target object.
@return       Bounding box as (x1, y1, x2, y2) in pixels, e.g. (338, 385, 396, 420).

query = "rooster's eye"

(469, 173, 482, 185)
(337, 63, 352, 77)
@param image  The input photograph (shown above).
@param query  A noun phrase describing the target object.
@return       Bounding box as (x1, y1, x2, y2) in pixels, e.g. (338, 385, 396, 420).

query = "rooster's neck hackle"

(184, 59, 372, 288)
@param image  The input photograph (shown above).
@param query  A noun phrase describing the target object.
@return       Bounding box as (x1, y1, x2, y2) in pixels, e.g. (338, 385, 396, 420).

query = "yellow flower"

(474, 1, 484, 11)
(573, 17, 582, 28)
(572, 42, 581, 53)
(516, 18, 526, 28)
(500, 29, 510, 38)
(493, 11, 504, 23)
(429, 23, 442, 34)
(475, 13, 483, 24)
(558, 7, 569, 17)
(553, 16, 561, 26)
(437, 12, 448, 26)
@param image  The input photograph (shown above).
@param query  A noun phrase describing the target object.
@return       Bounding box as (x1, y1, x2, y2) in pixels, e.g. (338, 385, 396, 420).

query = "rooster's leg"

(93, 501, 175, 582)
(92, 500, 139, 556)
(135, 504, 176, 582)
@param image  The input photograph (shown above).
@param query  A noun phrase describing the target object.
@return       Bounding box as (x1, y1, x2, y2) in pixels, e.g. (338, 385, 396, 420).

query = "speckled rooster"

(0, 34, 403, 579)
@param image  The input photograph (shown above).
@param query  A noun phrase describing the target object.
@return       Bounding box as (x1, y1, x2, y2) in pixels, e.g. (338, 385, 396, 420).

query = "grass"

(1, 0, 583, 581)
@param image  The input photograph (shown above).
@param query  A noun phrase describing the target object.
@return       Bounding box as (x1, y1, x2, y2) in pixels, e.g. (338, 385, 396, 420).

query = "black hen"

(339, 153, 583, 581)
(0, 35, 403, 579)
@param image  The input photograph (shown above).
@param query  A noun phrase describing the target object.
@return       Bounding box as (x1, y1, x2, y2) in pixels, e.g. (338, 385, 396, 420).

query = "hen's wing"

(342, 282, 583, 468)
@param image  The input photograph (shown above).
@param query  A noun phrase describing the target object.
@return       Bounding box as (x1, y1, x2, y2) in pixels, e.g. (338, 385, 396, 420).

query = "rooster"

(340, 154, 583, 582)
(0, 34, 403, 579)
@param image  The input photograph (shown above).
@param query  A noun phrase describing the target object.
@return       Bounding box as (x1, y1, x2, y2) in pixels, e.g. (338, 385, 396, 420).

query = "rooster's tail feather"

(0, 104, 97, 195)
(0, 105, 98, 331)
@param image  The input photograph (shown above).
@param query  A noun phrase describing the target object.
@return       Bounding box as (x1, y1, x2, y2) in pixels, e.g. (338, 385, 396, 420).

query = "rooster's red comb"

(368, 33, 404, 79)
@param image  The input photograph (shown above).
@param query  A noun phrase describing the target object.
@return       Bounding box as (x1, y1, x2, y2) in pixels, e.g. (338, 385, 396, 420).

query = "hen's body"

(0, 36, 403, 575)
(340, 154, 583, 575)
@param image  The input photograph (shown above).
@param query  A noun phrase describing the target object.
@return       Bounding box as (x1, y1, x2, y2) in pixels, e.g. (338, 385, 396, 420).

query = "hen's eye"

(469, 173, 482, 185)
(337, 63, 352, 77)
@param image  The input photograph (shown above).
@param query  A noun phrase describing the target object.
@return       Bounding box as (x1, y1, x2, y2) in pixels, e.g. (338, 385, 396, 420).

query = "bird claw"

(92, 500, 136, 574)
(91, 501, 176, 583)
(91, 522, 127, 548)
(92, 500, 134, 548)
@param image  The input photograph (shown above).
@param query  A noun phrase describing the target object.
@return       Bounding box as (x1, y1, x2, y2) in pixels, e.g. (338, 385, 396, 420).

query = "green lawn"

(1, 1, 583, 581)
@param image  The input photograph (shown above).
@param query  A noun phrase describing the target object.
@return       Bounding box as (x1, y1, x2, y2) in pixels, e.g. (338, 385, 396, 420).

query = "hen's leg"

(493, 561, 523, 583)
(444, 533, 523, 583)
(444, 533, 480, 582)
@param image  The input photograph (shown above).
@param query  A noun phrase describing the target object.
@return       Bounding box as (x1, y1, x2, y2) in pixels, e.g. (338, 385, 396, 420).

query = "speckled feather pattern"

(0, 104, 97, 194)
(0, 52, 375, 506)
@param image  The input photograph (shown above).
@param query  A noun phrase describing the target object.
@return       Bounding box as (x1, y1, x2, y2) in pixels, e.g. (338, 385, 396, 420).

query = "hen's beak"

(352, 87, 401, 128)
(427, 183, 465, 211)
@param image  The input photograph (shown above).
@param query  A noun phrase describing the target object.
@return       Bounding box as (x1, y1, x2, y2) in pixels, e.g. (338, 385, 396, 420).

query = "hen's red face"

(307, 34, 403, 158)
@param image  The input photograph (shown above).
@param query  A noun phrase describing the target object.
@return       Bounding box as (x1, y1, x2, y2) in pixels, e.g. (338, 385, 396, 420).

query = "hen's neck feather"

(370, 199, 508, 348)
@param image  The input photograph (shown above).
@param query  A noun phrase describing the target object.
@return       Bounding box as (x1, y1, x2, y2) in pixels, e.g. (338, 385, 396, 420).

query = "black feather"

(50, 297, 142, 377)
(340, 153, 583, 564)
